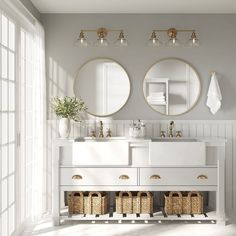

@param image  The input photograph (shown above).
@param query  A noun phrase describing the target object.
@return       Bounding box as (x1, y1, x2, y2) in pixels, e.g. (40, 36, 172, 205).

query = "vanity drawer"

(140, 167, 217, 186)
(60, 168, 138, 186)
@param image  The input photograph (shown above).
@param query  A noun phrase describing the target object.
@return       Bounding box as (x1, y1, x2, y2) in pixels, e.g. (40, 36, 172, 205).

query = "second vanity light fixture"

(75, 27, 128, 47)
(148, 28, 200, 47)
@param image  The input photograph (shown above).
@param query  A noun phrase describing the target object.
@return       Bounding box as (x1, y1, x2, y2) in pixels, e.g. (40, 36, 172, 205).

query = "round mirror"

(143, 58, 201, 116)
(74, 58, 131, 117)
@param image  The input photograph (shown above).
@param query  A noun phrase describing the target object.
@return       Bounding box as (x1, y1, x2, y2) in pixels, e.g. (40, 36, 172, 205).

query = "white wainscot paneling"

(47, 120, 236, 214)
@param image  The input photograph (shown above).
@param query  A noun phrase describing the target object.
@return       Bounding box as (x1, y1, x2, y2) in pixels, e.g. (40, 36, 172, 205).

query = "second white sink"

(149, 139, 206, 166)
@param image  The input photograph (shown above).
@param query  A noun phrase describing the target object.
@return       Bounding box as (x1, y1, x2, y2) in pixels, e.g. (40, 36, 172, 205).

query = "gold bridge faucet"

(98, 121, 104, 138)
(168, 121, 175, 137)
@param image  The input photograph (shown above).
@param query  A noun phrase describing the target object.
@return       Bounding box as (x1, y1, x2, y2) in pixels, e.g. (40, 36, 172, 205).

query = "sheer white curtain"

(20, 21, 46, 221)
(0, 1, 46, 235)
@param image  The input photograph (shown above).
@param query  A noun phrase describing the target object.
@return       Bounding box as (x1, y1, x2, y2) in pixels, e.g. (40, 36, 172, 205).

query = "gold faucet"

(98, 121, 104, 138)
(168, 121, 175, 137)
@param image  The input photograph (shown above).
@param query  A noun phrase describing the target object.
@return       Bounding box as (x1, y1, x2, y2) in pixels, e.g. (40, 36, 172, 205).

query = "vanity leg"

(216, 155, 226, 225)
(53, 217, 60, 226)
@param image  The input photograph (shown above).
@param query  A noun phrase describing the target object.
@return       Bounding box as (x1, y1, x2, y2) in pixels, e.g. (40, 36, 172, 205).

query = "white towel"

(149, 92, 164, 97)
(206, 72, 222, 115)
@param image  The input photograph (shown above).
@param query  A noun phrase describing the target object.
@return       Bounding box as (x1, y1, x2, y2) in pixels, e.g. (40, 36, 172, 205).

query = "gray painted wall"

(20, 0, 41, 21)
(41, 14, 236, 120)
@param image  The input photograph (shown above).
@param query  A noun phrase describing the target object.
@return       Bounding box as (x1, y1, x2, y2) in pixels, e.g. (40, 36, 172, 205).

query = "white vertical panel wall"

(47, 119, 236, 213)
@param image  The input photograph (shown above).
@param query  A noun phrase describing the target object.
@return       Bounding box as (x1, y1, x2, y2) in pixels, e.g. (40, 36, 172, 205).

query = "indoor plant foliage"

(51, 96, 87, 138)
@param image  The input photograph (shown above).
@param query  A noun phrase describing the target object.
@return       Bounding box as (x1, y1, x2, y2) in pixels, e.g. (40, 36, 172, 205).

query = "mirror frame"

(143, 57, 201, 116)
(74, 57, 131, 117)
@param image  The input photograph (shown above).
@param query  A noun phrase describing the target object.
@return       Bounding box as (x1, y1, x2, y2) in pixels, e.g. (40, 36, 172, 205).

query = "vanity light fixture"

(148, 28, 199, 47)
(148, 31, 162, 47)
(75, 27, 128, 47)
(75, 30, 89, 47)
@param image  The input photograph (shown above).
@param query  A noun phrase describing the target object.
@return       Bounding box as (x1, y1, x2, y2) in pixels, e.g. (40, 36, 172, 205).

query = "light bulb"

(94, 37, 109, 47)
(166, 37, 180, 47)
(187, 32, 200, 47)
(114, 31, 128, 47)
(147, 31, 162, 47)
(75, 31, 89, 47)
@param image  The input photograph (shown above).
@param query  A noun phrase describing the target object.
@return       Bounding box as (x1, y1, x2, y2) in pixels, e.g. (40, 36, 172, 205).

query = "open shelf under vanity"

(59, 190, 217, 223)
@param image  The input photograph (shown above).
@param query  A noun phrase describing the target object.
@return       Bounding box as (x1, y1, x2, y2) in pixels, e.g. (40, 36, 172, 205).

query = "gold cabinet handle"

(197, 174, 208, 180)
(72, 174, 83, 180)
(150, 174, 161, 180)
(119, 175, 130, 180)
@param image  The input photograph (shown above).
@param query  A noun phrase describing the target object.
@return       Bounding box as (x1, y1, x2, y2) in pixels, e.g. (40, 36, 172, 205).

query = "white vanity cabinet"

(52, 138, 226, 225)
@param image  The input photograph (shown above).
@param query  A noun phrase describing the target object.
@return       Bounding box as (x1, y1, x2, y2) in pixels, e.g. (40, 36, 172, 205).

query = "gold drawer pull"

(150, 174, 161, 180)
(197, 174, 208, 180)
(119, 175, 130, 180)
(72, 175, 83, 180)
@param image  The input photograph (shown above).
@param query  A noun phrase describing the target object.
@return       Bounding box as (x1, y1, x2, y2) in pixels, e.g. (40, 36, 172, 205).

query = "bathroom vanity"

(52, 136, 226, 225)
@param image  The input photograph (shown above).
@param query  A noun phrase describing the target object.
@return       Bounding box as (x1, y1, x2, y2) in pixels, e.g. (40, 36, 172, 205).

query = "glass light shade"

(94, 37, 109, 47)
(114, 38, 128, 47)
(187, 37, 200, 47)
(148, 38, 162, 47)
(75, 38, 89, 47)
(165, 37, 181, 47)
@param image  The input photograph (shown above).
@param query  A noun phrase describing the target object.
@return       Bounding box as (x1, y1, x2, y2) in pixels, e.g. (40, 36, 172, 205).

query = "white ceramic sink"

(73, 138, 129, 165)
(149, 138, 206, 166)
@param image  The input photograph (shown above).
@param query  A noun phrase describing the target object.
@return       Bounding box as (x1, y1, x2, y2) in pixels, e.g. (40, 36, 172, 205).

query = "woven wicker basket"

(68, 191, 84, 214)
(133, 191, 153, 214)
(116, 191, 133, 214)
(190, 191, 203, 214)
(164, 191, 182, 215)
(182, 192, 191, 214)
(83, 191, 108, 215)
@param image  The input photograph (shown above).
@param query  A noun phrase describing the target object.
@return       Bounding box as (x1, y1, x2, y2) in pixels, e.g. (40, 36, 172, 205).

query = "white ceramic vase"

(59, 118, 71, 138)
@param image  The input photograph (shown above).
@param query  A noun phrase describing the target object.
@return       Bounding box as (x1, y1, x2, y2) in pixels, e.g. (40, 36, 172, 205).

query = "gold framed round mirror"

(143, 58, 201, 116)
(74, 58, 131, 117)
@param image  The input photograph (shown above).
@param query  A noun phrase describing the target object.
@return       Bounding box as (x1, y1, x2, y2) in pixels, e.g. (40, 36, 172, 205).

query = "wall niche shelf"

(145, 78, 169, 115)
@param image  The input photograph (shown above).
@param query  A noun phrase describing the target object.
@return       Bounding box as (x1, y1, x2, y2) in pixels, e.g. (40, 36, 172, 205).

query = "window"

(0, 3, 45, 235)
(0, 12, 16, 236)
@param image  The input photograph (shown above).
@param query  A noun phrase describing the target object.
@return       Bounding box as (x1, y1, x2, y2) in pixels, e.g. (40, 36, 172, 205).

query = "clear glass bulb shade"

(74, 38, 89, 47)
(94, 37, 109, 47)
(114, 38, 128, 47)
(166, 37, 181, 47)
(187, 37, 200, 47)
(148, 38, 162, 47)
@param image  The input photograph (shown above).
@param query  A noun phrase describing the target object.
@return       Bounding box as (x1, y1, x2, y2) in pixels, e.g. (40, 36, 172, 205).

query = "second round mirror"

(143, 58, 201, 116)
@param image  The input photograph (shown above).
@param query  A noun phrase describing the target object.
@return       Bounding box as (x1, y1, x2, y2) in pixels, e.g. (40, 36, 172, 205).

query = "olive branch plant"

(51, 96, 87, 122)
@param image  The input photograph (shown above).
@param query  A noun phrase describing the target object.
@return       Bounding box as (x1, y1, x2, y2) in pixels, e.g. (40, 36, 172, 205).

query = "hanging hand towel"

(206, 72, 222, 114)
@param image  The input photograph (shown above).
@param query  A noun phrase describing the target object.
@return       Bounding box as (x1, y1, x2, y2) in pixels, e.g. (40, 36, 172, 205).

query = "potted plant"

(51, 96, 87, 138)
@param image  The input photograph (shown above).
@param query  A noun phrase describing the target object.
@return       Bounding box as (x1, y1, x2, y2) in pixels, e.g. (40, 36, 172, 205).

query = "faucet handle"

(106, 128, 112, 137)
(90, 130, 96, 138)
(160, 131, 166, 138)
(176, 131, 182, 138)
